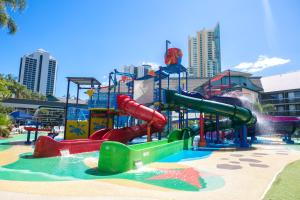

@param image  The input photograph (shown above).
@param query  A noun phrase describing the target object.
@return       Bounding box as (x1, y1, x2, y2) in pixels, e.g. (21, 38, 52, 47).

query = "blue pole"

(240, 125, 249, 148)
(107, 72, 112, 128)
(167, 75, 170, 134)
(185, 71, 189, 127)
(131, 75, 135, 98)
(234, 128, 240, 145)
(178, 69, 181, 93)
(113, 69, 117, 94)
(131, 75, 135, 126)
(166, 40, 171, 56)
(158, 67, 162, 140)
(178, 67, 181, 128)
(116, 80, 120, 128)
(216, 115, 220, 143)
(64, 79, 70, 140)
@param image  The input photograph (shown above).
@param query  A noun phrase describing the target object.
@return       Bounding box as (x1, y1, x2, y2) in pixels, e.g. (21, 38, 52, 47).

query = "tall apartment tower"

(121, 64, 152, 78)
(18, 49, 58, 96)
(188, 23, 221, 78)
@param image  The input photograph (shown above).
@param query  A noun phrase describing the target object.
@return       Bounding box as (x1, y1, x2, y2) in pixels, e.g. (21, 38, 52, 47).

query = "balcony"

(261, 97, 300, 104)
(268, 110, 300, 117)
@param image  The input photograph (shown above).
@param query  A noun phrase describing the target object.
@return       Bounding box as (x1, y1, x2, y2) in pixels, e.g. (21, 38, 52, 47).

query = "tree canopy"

(0, 0, 26, 34)
(0, 74, 46, 101)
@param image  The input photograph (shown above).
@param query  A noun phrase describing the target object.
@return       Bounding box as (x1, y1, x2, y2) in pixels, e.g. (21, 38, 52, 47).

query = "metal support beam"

(64, 79, 71, 140)
(240, 125, 249, 148)
(216, 115, 220, 143)
(107, 72, 112, 128)
(158, 66, 162, 140)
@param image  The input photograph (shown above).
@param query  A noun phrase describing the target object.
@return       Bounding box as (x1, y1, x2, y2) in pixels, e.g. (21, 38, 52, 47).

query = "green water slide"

(166, 90, 256, 126)
(98, 128, 193, 173)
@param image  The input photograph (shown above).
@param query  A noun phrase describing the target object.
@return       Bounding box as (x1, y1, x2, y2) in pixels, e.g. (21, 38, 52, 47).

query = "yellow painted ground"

(0, 145, 31, 166)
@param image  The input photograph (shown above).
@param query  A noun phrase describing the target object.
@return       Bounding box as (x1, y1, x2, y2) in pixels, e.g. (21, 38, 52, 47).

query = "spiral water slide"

(100, 95, 167, 143)
(166, 90, 256, 125)
(34, 95, 166, 157)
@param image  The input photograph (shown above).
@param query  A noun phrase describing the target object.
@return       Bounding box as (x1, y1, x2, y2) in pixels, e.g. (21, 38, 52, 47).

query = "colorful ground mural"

(2, 134, 300, 200)
(0, 134, 224, 192)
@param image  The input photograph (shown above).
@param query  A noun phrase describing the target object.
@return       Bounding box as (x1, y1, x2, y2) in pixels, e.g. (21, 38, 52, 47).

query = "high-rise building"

(188, 23, 221, 78)
(121, 64, 152, 78)
(121, 65, 135, 75)
(18, 49, 58, 96)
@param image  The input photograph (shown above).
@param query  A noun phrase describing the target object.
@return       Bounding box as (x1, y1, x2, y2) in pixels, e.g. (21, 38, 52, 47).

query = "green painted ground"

(0, 133, 52, 151)
(263, 159, 300, 200)
(0, 134, 225, 191)
(0, 134, 28, 151)
(0, 151, 225, 191)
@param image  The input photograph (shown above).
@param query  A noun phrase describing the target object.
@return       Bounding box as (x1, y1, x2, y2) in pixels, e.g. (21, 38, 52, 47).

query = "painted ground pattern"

(0, 135, 223, 192)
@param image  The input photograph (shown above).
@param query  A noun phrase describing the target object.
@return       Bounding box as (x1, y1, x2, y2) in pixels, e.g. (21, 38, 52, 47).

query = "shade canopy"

(66, 77, 101, 87)
(9, 111, 33, 120)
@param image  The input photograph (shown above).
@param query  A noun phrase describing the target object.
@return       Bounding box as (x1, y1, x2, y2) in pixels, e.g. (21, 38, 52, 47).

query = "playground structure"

(34, 43, 257, 158)
(32, 41, 300, 177)
(34, 93, 166, 157)
(12, 106, 65, 144)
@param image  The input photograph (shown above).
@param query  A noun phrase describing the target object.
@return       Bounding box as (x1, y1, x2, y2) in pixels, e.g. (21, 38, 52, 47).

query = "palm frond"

(7, 17, 16, 34)
(0, 0, 26, 34)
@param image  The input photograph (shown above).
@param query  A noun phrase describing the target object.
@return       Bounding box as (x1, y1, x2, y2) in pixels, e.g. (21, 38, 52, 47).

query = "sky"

(0, 0, 300, 97)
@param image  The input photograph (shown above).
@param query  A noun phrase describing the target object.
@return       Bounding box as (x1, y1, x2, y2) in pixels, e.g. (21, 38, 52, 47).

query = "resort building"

(188, 23, 221, 78)
(194, 70, 263, 102)
(260, 71, 300, 117)
(18, 49, 58, 96)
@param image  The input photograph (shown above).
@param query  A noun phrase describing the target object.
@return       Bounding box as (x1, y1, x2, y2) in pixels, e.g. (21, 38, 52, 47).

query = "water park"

(1, 46, 300, 200)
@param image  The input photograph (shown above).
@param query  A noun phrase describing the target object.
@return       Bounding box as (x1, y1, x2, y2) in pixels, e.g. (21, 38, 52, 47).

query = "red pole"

(147, 123, 151, 142)
(199, 113, 206, 147)
(147, 121, 154, 142)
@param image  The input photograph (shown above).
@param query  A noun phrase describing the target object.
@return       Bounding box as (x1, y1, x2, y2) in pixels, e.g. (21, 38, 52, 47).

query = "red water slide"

(34, 95, 166, 157)
(100, 95, 167, 143)
(33, 128, 111, 157)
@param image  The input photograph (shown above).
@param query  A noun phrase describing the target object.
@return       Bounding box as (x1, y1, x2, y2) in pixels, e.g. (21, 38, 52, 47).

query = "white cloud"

(234, 55, 290, 73)
(141, 62, 160, 70)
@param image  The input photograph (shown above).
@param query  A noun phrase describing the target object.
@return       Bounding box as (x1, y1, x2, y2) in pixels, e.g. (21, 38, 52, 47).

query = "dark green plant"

(0, 113, 12, 137)
(0, 74, 46, 101)
(0, 103, 13, 114)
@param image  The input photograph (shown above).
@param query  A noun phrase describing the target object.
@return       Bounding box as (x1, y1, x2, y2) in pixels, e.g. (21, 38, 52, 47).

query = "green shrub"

(0, 114, 12, 138)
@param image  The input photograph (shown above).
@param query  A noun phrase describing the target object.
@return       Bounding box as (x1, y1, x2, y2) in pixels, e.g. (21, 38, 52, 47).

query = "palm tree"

(0, 113, 12, 137)
(0, 78, 11, 99)
(0, 0, 26, 34)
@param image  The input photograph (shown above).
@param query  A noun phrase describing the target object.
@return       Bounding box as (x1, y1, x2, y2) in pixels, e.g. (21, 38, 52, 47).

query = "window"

(294, 91, 300, 98)
(276, 106, 284, 112)
(288, 92, 295, 99)
(289, 104, 296, 111)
